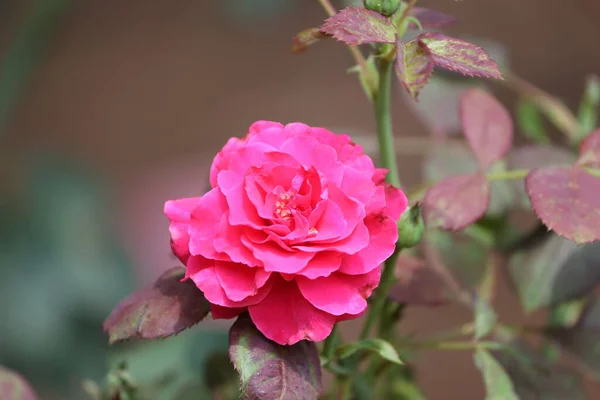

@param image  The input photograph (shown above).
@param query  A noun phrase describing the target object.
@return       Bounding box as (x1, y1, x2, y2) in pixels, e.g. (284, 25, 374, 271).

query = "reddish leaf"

(577, 127, 600, 167)
(395, 38, 434, 100)
(526, 166, 600, 244)
(103, 267, 210, 344)
(507, 145, 575, 208)
(460, 88, 514, 168)
(229, 315, 322, 400)
(291, 28, 327, 53)
(389, 255, 450, 306)
(409, 7, 457, 29)
(0, 367, 38, 400)
(418, 33, 503, 79)
(320, 7, 396, 46)
(423, 173, 490, 230)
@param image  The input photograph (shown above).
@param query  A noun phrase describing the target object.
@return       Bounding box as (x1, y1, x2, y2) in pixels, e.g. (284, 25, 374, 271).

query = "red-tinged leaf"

(409, 7, 457, 29)
(526, 166, 600, 244)
(229, 315, 322, 400)
(389, 255, 450, 306)
(507, 145, 575, 208)
(423, 172, 490, 230)
(320, 7, 396, 46)
(291, 28, 327, 53)
(103, 267, 210, 344)
(577, 127, 600, 167)
(0, 367, 38, 400)
(395, 39, 434, 100)
(460, 88, 513, 168)
(417, 33, 503, 79)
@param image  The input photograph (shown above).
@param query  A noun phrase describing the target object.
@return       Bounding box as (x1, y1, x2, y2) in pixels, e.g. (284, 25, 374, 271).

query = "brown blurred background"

(1, 0, 599, 398)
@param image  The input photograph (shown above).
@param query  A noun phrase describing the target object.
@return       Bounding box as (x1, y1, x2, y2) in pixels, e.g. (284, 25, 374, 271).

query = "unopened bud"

(364, 0, 402, 17)
(397, 204, 424, 248)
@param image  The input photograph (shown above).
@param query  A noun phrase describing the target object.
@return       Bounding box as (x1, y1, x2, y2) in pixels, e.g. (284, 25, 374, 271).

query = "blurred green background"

(0, 0, 599, 399)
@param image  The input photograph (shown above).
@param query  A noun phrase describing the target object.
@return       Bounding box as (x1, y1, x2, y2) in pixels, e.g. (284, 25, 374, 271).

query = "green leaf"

(493, 340, 586, 399)
(320, 7, 396, 46)
(229, 315, 322, 399)
(547, 297, 600, 379)
(348, 55, 379, 102)
(508, 74, 580, 143)
(474, 297, 497, 340)
(509, 234, 600, 312)
(577, 74, 600, 141)
(516, 98, 550, 144)
(0, 366, 38, 400)
(473, 349, 518, 400)
(548, 299, 586, 329)
(335, 338, 403, 365)
(103, 267, 211, 344)
(395, 38, 434, 100)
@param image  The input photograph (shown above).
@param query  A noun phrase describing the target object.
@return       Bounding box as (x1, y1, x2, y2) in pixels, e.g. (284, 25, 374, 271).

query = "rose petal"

(244, 238, 315, 274)
(210, 304, 245, 319)
(213, 217, 261, 266)
(294, 221, 370, 254)
(384, 184, 408, 220)
(297, 268, 380, 316)
(218, 170, 264, 228)
(339, 213, 398, 275)
(248, 278, 336, 345)
(188, 188, 231, 261)
(296, 251, 343, 279)
(214, 261, 271, 302)
(309, 199, 347, 241)
(187, 256, 271, 307)
(164, 197, 201, 263)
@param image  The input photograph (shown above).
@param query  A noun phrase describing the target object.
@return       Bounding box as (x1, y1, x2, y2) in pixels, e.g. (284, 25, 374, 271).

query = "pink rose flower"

(164, 121, 407, 345)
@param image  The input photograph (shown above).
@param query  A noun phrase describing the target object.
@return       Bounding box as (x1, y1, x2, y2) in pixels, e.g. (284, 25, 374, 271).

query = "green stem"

(360, 249, 400, 340)
(374, 57, 401, 188)
(486, 169, 529, 181)
(323, 325, 338, 360)
(401, 340, 505, 351)
(586, 167, 600, 178)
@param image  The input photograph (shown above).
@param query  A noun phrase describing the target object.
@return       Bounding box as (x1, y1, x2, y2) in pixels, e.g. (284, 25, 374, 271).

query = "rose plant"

(6, 1, 600, 399)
